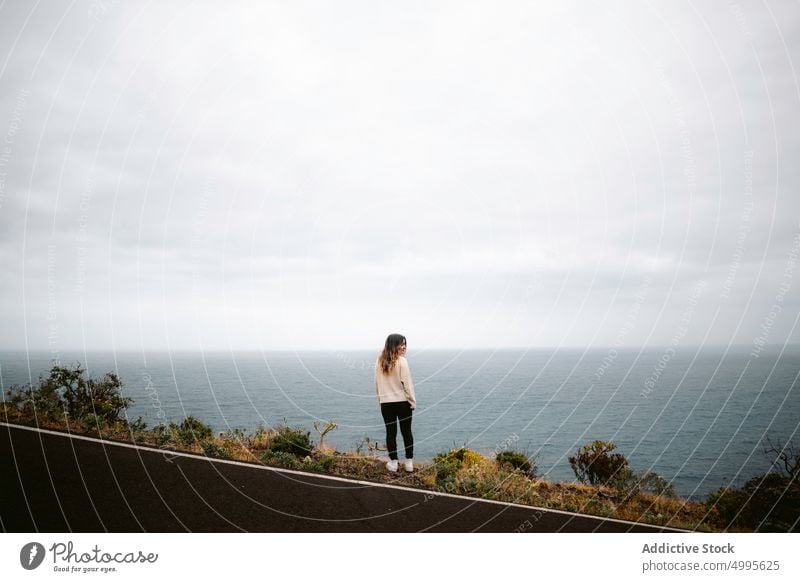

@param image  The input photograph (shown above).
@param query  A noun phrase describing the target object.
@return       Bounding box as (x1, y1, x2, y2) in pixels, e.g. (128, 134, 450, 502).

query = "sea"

(1, 347, 797, 499)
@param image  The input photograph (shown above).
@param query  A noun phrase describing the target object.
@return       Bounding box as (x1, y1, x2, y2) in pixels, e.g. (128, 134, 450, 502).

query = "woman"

(374, 333, 416, 472)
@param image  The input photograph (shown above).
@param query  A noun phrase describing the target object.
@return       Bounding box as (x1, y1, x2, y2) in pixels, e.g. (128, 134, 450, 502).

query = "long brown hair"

(377, 333, 407, 374)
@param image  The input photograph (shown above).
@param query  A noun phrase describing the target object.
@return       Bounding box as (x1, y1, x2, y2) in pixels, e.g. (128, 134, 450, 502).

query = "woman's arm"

(374, 360, 380, 401)
(399, 357, 416, 410)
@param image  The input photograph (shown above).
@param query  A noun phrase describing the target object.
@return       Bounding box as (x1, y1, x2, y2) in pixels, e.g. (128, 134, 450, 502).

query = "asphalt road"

(1, 422, 682, 533)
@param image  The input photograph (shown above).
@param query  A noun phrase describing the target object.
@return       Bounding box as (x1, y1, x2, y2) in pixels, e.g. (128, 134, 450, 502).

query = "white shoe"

(403, 459, 414, 472)
(386, 459, 399, 472)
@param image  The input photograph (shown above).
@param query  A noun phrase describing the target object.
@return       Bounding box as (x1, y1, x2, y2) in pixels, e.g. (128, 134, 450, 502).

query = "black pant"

(380, 401, 414, 460)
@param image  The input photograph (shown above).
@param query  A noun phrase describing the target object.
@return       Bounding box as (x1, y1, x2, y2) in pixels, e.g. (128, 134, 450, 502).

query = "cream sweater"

(374, 355, 416, 408)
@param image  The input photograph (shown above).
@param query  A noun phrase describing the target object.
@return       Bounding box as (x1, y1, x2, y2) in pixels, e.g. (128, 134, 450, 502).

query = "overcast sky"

(1, 1, 799, 352)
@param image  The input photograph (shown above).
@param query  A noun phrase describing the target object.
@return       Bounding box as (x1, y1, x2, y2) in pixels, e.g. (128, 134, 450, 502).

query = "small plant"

(607, 467, 675, 499)
(569, 440, 629, 486)
(304, 454, 335, 473)
(201, 441, 231, 459)
(313, 420, 338, 451)
(495, 450, 536, 478)
(249, 426, 272, 450)
(432, 448, 486, 491)
(173, 416, 213, 445)
(268, 425, 313, 457)
(359, 436, 386, 455)
(763, 437, 799, 478)
(634, 470, 676, 497)
(128, 416, 148, 432)
(150, 424, 173, 447)
(438, 447, 484, 466)
(433, 455, 461, 489)
(262, 450, 299, 469)
(221, 428, 247, 441)
(127, 417, 149, 442)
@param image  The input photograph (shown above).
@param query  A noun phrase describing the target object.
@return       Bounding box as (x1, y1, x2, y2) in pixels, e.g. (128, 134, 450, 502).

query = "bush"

(172, 416, 213, 445)
(635, 470, 676, 497)
(437, 447, 483, 466)
(262, 450, 299, 469)
(708, 473, 799, 532)
(432, 448, 485, 490)
(304, 455, 335, 473)
(268, 425, 314, 458)
(569, 440, 629, 486)
(432, 455, 461, 490)
(5, 364, 132, 425)
(201, 441, 231, 460)
(129, 417, 148, 432)
(150, 424, 173, 447)
(496, 450, 536, 478)
(611, 468, 676, 498)
(707, 437, 800, 532)
(220, 428, 247, 441)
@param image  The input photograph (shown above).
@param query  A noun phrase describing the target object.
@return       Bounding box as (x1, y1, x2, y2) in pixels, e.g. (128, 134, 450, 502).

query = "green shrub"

(432, 455, 461, 490)
(172, 416, 213, 445)
(708, 472, 799, 532)
(496, 450, 536, 478)
(268, 425, 313, 457)
(609, 468, 675, 499)
(151, 424, 173, 447)
(442, 447, 483, 465)
(635, 470, 676, 497)
(129, 417, 148, 432)
(569, 440, 629, 485)
(567, 441, 673, 497)
(262, 450, 299, 469)
(220, 428, 247, 441)
(432, 448, 485, 491)
(6, 364, 132, 425)
(304, 455, 335, 473)
(201, 441, 231, 459)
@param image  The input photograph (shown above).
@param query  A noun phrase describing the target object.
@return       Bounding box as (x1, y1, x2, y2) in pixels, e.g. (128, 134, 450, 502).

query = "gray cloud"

(1, 0, 799, 351)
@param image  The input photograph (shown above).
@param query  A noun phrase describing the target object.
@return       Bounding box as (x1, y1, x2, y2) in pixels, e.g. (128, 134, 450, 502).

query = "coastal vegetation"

(3, 363, 797, 532)
(705, 438, 800, 532)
